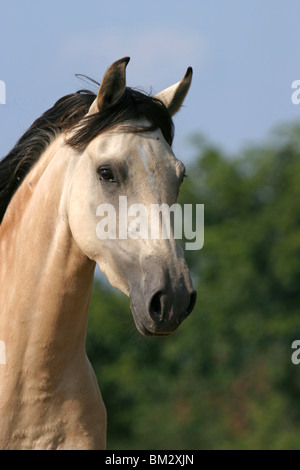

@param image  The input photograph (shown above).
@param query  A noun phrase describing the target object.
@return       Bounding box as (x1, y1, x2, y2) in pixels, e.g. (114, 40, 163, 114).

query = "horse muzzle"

(129, 275, 197, 337)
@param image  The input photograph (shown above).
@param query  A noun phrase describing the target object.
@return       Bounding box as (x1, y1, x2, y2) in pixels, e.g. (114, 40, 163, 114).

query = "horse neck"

(0, 135, 96, 374)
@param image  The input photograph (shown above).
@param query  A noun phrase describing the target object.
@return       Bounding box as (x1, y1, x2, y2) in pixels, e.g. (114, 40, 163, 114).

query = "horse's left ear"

(155, 67, 193, 116)
(88, 57, 130, 115)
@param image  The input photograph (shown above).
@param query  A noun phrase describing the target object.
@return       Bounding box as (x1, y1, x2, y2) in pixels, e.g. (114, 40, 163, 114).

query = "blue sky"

(1, 0, 300, 166)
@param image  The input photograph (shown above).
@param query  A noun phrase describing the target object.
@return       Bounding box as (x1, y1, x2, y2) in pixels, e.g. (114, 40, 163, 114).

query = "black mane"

(0, 87, 174, 224)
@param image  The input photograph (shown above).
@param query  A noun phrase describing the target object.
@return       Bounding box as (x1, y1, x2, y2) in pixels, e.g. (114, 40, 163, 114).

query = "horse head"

(67, 57, 197, 336)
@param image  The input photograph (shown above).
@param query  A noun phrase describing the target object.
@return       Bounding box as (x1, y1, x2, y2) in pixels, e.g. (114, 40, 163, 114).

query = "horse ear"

(88, 57, 130, 115)
(155, 67, 193, 116)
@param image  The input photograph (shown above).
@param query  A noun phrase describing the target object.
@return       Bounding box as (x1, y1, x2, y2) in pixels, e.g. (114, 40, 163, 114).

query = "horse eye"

(98, 168, 115, 182)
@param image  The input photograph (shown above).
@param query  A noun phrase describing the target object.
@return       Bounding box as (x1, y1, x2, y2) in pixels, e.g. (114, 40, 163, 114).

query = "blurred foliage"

(86, 123, 300, 449)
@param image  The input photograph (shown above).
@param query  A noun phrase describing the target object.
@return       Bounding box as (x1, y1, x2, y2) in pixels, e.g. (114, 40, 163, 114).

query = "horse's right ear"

(88, 57, 130, 115)
(155, 67, 193, 116)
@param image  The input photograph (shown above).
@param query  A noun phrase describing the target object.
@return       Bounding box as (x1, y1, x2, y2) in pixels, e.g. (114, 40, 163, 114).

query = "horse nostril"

(149, 289, 197, 323)
(149, 291, 163, 321)
(186, 290, 197, 317)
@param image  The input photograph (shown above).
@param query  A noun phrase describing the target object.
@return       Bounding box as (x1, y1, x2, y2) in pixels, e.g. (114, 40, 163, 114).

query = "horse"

(0, 57, 197, 449)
